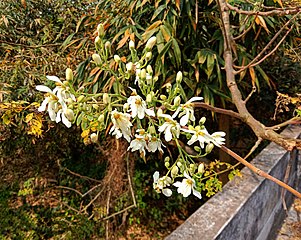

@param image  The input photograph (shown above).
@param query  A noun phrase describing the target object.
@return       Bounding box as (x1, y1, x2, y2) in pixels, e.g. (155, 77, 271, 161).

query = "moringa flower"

(182, 125, 212, 149)
(148, 136, 164, 153)
(211, 131, 226, 147)
(158, 114, 180, 142)
(173, 172, 202, 199)
(128, 129, 149, 157)
(127, 91, 155, 119)
(153, 171, 172, 197)
(110, 109, 132, 142)
(172, 97, 203, 126)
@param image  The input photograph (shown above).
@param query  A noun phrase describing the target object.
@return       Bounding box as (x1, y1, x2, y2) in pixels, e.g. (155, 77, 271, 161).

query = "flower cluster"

(36, 27, 229, 200)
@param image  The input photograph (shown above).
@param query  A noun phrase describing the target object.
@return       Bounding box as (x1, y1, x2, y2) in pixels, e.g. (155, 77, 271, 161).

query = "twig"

(265, 117, 301, 130)
(57, 160, 102, 183)
(243, 86, 257, 103)
(226, 3, 301, 17)
(221, 145, 301, 199)
(281, 151, 295, 213)
(126, 153, 137, 207)
(102, 204, 136, 221)
(244, 137, 263, 160)
(106, 190, 111, 240)
(0, 40, 61, 48)
(234, 14, 298, 74)
(193, 102, 243, 120)
(233, 14, 257, 41)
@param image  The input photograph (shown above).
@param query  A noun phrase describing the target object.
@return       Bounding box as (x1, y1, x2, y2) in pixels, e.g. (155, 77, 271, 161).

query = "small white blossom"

(148, 136, 164, 153)
(127, 91, 155, 119)
(173, 172, 202, 199)
(128, 129, 149, 157)
(173, 97, 203, 126)
(211, 131, 226, 147)
(182, 125, 212, 149)
(110, 109, 132, 142)
(153, 171, 172, 197)
(158, 114, 180, 142)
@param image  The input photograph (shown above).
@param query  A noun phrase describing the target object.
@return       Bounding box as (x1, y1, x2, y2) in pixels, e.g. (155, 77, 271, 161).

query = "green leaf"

(172, 38, 181, 68)
(206, 54, 215, 78)
(151, 5, 166, 21)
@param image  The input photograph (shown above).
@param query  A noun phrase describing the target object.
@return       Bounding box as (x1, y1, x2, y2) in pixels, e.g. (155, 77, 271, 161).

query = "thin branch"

(193, 102, 243, 120)
(243, 86, 257, 103)
(233, 15, 257, 41)
(265, 117, 301, 130)
(102, 204, 136, 221)
(0, 40, 61, 48)
(226, 3, 301, 16)
(57, 160, 102, 183)
(126, 153, 137, 207)
(234, 14, 298, 74)
(221, 145, 301, 199)
(244, 137, 263, 160)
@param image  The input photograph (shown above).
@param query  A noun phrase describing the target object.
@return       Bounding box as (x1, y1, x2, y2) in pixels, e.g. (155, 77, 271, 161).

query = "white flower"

(127, 91, 155, 119)
(182, 125, 212, 148)
(46, 76, 76, 102)
(153, 171, 172, 197)
(148, 136, 164, 153)
(211, 131, 226, 147)
(55, 101, 72, 128)
(110, 109, 132, 142)
(173, 172, 202, 199)
(158, 114, 180, 142)
(172, 97, 203, 126)
(128, 129, 149, 157)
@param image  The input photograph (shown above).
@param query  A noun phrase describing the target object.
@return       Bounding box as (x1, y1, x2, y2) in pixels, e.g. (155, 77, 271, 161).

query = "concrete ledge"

(166, 125, 301, 240)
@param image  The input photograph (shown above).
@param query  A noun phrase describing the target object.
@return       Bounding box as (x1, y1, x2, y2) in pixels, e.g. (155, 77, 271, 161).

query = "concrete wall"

(166, 125, 301, 240)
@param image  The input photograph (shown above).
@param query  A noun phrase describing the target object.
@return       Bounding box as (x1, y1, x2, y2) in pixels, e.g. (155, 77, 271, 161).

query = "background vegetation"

(1, 0, 300, 238)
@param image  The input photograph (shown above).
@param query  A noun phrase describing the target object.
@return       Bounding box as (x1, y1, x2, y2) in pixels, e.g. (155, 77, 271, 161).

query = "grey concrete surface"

(166, 125, 301, 240)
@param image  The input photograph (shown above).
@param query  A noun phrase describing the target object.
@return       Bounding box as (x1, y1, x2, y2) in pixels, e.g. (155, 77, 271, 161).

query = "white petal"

(46, 75, 63, 84)
(187, 97, 203, 103)
(62, 113, 72, 128)
(137, 106, 145, 119)
(153, 171, 159, 183)
(145, 108, 155, 117)
(187, 135, 198, 145)
(180, 112, 189, 126)
(192, 188, 202, 199)
(162, 188, 172, 197)
(56, 110, 62, 123)
(173, 181, 182, 188)
(36, 85, 53, 94)
(38, 98, 49, 112)
(164, 125, 173, 142)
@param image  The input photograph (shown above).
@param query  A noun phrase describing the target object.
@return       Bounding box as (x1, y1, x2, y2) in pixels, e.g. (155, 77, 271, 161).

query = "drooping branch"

(226, 3, 301, 17)
(217, 0, 301, 151)
(221, 146, 301, 199)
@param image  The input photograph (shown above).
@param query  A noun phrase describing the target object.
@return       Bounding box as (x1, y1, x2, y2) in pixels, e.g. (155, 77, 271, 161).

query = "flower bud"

(97, 23, 104, 38)
(160, 95, 167, 101)
(153, 76, 158, 82)
(98, 114, 104, 123)
(157, 108, 163, 117)
(189, 164, 196, 173)
(103, 93, 109, 104)
(171, 166, 179, 177)
(176, 162, 182, 168)
(198, 163, 205, 174)
(77, 95, 85, 103)
(140, 69, 146, 79)
(92, 104, 99, 110)
(165, 162, 170, 168)
(129, 40, 135, 50)
(148, 126, 156, 134)
(206, 143, 214, 153)
(123, 103, 130, 112)
(126, 62, 133, 73)
(146, 65, 153, 75)
(199, 117, 206, 125)
(65, 109, 75, 121)
(90, 133, 98, 143)
(66, 68, 73, 81)
(174, 96, 181, 106)
(92, 54, 101, 65)
(95, 36, 101, 45)
(145, 52, 152, 61)
(63, 81, 69, 86)
(104, 41, 111, 49)
(145, 36, 157, 51)
(164, 156, 170, 162)
(114, 55, 121, 63)
(146, 93, 152, 103)
(194, 146, 201, 152)
(176, 71, 183, 83)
